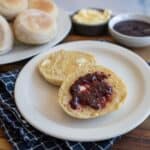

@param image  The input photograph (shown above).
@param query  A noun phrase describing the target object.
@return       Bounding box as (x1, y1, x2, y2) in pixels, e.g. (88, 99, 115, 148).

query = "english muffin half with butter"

(29, 0, 58, 18)
(0, 0, 28, 20)
(39, 50, 96, 86)
(58, 65, 127, 119)
(14, 9, 57, 45)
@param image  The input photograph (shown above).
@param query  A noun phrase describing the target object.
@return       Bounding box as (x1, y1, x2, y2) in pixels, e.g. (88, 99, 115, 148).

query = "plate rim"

(0, 9, 71, 65)
(14, 40, 150, 141)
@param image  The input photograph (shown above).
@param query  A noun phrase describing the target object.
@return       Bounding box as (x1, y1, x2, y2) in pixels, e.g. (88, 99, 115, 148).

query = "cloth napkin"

(0, 69, 128, 150)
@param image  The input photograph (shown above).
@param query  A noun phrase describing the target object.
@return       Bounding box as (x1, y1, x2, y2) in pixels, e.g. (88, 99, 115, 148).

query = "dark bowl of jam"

(71, 8, 112, 36)
(108, 14, 150, 48)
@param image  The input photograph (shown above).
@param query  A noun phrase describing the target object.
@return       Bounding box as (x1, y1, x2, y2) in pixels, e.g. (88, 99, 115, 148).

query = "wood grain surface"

(0, 33, 150, 150)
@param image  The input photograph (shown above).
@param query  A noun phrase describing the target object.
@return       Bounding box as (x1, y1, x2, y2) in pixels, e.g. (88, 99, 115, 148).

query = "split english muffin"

(13, 9, 57, 45)
(0, 15, 14, 55)
(39, 50, 96, 86)
(0, 0, 28, 20)
(58, 65, 127, 119)
(29, 0, 58, 18)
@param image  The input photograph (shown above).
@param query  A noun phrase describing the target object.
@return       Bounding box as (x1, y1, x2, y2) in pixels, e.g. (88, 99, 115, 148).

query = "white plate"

(0, 9, 71, 65)
(15, 41, 150, 141)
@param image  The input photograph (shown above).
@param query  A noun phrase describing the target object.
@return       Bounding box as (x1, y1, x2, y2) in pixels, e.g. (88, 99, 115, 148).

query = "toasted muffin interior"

(58, 65, 127, 119)
(38, 50, 127, 119)
(39, 50, 96, 86)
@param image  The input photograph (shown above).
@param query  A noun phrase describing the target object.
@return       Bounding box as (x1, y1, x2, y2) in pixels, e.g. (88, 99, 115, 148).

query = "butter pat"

(73, 9, 112, 25)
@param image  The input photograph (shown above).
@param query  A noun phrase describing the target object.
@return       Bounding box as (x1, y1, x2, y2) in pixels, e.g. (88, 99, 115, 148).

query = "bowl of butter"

(72, 8, 112, 36)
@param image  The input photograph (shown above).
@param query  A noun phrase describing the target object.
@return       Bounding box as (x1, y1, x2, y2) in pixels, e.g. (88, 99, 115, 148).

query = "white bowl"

(108, 14, 150, 48)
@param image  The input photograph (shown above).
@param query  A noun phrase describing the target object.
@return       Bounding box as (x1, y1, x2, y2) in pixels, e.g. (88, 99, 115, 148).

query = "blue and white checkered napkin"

(0, 69, 120, 150)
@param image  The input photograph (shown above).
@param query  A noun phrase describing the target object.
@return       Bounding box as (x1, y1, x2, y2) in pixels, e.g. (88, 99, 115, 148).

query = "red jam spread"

(114, 20, 150, 37)
(69, 72, 113, 110)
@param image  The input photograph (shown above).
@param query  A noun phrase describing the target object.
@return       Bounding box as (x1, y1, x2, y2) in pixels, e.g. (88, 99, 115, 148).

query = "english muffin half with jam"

(39, 50, 96, 86)
(58, 65, 127, 119)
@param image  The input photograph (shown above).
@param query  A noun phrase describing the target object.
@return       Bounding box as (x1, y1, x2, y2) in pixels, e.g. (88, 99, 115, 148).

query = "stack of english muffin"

(0, 0, 58, 55)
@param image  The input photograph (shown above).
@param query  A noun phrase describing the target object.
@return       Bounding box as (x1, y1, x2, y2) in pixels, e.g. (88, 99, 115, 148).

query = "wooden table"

(0, 34, 150, 150)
